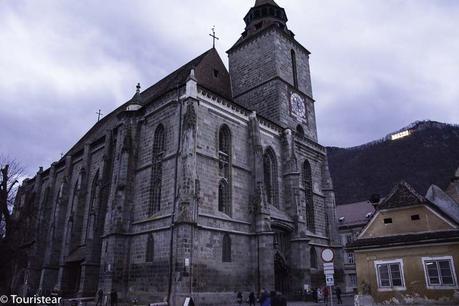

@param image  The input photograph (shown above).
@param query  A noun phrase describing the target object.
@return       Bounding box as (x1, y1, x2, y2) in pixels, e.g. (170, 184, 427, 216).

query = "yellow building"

(348, 178, 459, 304)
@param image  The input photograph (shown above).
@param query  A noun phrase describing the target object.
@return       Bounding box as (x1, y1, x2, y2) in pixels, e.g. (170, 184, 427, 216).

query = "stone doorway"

(66, 262, 82, 294)
(274, 252, 289, 294)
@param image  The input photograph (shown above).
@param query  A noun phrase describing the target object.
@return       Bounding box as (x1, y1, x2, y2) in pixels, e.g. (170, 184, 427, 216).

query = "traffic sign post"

(321, 248, 335, 306)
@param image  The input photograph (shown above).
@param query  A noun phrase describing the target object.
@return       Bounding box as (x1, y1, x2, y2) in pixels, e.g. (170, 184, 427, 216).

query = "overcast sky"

(1, 0, 458, 176)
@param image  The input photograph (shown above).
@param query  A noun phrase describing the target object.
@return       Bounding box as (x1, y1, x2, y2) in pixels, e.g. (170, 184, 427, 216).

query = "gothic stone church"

(12, 1, 342, 304)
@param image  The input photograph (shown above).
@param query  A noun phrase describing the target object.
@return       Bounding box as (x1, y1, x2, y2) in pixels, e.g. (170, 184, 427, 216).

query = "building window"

(149, 124, 165, 215)
(296, 125, 305, 138)
(146, 234, 154, 262)
(384, 218, 392, 224)
(310, 247, 317, 269)
(374, 259, 406, 291)
(222, 233, 231, 262)
(85, 171, 100, 241)
(422, 256, 458, 289)
(349, 273, 357, 287)
(346, 252, 355, 264)
(411, 214, 420, 221)
(218, 125, 231, 179)
(263, 148, 279, 208)
(291, 49, 298, 89)
(346, 234, 353, 244)
(303, 160, 315, 232)
(218, 179, 231, 216)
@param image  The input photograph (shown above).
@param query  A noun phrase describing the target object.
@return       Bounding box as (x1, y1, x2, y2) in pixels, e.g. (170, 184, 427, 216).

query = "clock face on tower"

(290, 92, 306, 119)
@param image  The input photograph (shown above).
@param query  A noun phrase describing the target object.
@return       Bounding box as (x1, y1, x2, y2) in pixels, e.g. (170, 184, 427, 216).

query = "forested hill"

(327, 121, 459, 205)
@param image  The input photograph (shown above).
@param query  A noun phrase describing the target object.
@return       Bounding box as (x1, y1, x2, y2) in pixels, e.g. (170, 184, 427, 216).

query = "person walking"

(95, 288, 104, 306)
(110, 289, 118, 306)
(249, 291, 256, 306)
(237, 291, 243, 306)
(312, 288, 318, 303)
(335, 287, 342, 304)
(322, 286, 329, 305)
(260, 289, 270, 306)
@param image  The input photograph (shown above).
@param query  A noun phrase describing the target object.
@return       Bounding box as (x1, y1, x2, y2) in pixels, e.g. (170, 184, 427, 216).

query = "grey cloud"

(0, 0, 458, 176)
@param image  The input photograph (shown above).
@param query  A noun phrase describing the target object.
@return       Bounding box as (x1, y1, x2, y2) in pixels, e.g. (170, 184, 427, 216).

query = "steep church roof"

(65, 48, 232, 157)
(141, 48, 232, 102)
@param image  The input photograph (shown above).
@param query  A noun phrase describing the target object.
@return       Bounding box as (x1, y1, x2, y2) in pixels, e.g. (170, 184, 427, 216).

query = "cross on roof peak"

(209, 25, 219, 49)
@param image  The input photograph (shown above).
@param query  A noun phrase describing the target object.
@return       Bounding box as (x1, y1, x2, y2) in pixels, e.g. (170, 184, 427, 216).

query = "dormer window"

(213, 69, 219, 78)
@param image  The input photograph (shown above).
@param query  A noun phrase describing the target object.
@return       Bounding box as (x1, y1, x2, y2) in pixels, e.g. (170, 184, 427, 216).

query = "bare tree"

(0, 155, 23, 238)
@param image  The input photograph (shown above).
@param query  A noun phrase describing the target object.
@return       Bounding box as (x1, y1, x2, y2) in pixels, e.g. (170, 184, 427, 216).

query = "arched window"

(146, 234, 154, 262)
(291, 49, 298, 89)
(296, 125, 305, 139)
(218, 179, 231, 216)
(263, 148, 279, 207)
(86, 171, 99, 241)
(153, 124, 165, 157)
(310, 247, 317, 269)
(150, 124, 165, 215)
(66, 180, 80, 247)
(303, 160, 315, 232)
(218, 125, 231, 179)
(222, 233, 231, 262)
(37, 187, 51, 238)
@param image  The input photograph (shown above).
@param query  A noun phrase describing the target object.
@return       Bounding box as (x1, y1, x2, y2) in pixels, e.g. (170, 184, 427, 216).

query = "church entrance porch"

(273, 227, 291, 296)
(66, 262, 81, 295)
(274, 252, 289, 294)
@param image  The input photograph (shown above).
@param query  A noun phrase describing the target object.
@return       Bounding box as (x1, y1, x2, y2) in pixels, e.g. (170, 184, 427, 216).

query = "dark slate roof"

(336, 200, 375, 228)
(141, 48, 232, 102)
(426, 184, 459, 224)
(346, 230, 459, 250)
(63, 48, 232, 157)
(374, 180, 458, 226)
(377, 180, 427, 210)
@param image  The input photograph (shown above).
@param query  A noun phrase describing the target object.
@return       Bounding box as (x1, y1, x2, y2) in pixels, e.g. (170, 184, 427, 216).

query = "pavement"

(288, 295, 354, 306)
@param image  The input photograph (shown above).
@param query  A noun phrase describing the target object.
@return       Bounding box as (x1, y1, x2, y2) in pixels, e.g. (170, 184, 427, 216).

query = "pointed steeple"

(125, 83, 143, 111)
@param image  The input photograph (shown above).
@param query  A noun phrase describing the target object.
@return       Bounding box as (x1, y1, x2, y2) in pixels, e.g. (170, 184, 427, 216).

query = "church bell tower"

(228, 0, 318, 140)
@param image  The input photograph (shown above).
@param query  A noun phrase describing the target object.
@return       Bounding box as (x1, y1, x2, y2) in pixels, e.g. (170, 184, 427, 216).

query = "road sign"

(323, 262, 334, 270)
(324, 270, 334, 276)
(321, 248, 334, 262)
(326, 274, 334, 286)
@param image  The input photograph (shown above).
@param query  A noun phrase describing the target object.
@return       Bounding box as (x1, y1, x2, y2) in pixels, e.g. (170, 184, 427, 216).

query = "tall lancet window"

(291, 49, 298, 89)
(222, 233, 232, 262)
(218, 125, 231, 179)
(86, 171, 99, 241)
(310, 246, 317, 269)
(218, 179, 231, 216)
(263, 148, 279, 208)
(146, 234, 154, 262)
(303, 160, 315, 232)
(66, 180, 79, 246)
(218, 125, 232, 216)
(150, 124, 165, 215)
